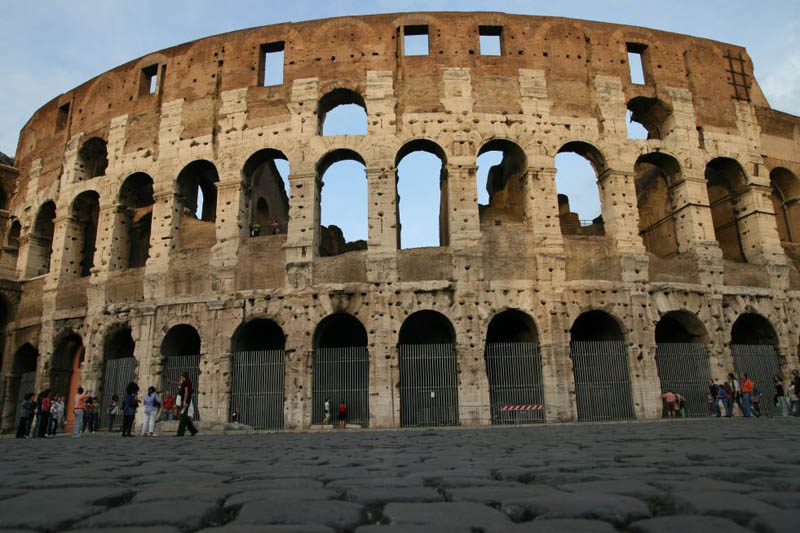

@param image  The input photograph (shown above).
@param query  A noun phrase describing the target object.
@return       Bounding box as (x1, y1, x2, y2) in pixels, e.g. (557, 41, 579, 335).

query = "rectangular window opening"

(261, 41, 285, 86)
(479, 26, 502, 56)
(626, 42, 647, 84)
(404, 25, 429, 56)
(140, 64, 159, 96)
(56, 103, 70, 131)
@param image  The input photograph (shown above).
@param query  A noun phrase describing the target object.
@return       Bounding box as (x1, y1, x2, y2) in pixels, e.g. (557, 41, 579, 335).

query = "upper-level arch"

(770, 167, 800, 244)
(113, 172, 154, 269)
(635, 152, 681, 257)
(76, 137, 108, 181)
(242, 149, 290, 236)
(318, 88, 368, 136)
(316, 148, 367, 257)
(476, 139, 528, 223)
(705, 157, 748, 262)
(25, 201, 56, 277)
(555, 141, 607, 236)
(175, 160, 218, 250)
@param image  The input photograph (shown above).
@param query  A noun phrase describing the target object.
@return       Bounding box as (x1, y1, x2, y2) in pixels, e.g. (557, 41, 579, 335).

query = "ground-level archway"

(312, 313, 369, 426)
(51, 333, 84, 432)
(730, 313, 782, 416)
(654, 311, 711, 417)
(570, 310, 635, 421)
(99, 326, 136, 431)
(6, 344, 39, 428)
(398, 310, 459, 427)
(161, 324, 202, 421)
(484, 309, 544, 424)
(230, 318, 286, 429)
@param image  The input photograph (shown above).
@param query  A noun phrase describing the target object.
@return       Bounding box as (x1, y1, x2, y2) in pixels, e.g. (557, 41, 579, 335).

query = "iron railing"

(312, 346, 369, 426)
(163, 355, 201, 421)
(230, 349, 285, 429)
(399, 343, 460, 427)
(98, 356, 136, 431)
(571, 341, 636, 422)
(485, 342, 545, 424)
(655, 343, 711, 417)
(732, 344, 782, 417)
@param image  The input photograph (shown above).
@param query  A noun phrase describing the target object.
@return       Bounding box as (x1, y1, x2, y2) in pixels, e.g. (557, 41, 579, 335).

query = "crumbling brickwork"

(1, 12, 800, 430)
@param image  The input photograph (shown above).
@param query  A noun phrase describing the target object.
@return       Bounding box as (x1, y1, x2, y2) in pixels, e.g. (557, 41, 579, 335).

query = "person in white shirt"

(141, 386, 162, 436)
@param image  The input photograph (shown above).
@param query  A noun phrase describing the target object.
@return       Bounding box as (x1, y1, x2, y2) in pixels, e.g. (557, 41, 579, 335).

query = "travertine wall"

(1, 12, 800, 430)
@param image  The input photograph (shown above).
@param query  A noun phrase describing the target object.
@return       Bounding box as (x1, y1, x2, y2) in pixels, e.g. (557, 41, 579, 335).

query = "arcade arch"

(242, 149, 290, 237)
(115, 173, 154, 269)
(26, 201, 56, 277)
(555, 142, 605, 236)
(705, 157, 748, 262)
(395, 140, 448, 249)
(730, 313, 781, 416)
(176, 160, 218, 250)
(317, 150, 367, 257)
(318, 88, 368, 136)
(635, 153, 680, 257)
(476, 140, 528, 223)
(99, 326, 136, 430)
(770, 167, 800, 245)
(63, 191, 100, 278)
(161, 324, 201, 420)
(76, 137, 108, 180)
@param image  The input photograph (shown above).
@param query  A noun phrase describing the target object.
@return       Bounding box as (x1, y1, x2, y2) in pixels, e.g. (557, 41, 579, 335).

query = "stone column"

(735, 183, 787, 265)
(210, 177, 246, 294)
(284, 172, 320, 289)
(367, 298, 397, 427)
(596, 169, 646, 255)
(669, 171, 719, 254)
(366, 166, 398, 282)
(50, 214, 75, 281)
(446, 164, 483, 282)
(525, 167, 564, 252)
(541, 310, 576, 422)
(143, 186, 178, 300)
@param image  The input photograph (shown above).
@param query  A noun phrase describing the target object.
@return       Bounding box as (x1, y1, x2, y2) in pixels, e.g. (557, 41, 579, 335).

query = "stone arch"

(555, 141, 607, 236)
(99, 324, 136, 430)
(2, 219, 21, 274)
(76, 137, 108, 180)
(175, 160, 218, 250)
(26, 201, 56, 277)
(242, 149, 290, 236)
(114, 172, 154, 269)
(635, 152, 681, 257)
(730, 312, 782, 416)
(316, 148, 368, 257)
(318, 88, 368, 136)
(6, 343, 39, 426)
(50, 332, 84, 430)
(62, 191, 100, 278)
(395, 139, 449, 249)
(627, 97, 671, 140)
(770, 167, 800, 244)
(161, 323, 202, 420)
(476, 139, 528, 222)
(705, 157, 748, 262)
(231, 318, 285, 352)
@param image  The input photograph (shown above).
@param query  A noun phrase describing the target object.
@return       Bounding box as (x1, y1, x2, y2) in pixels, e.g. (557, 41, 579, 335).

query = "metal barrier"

(399, 343, 459, 427)
(655, 343, 711, 417)
(0, 373, 5, 425)
(230, 349, 285, 429)
(571, 341, 636, 422)
(18, 371, 35, 407)
(312, 346, 369, 426)
(485, 342, 545, 424)
(732, 344, 781, 417)
(98, 357, 136, 430)
(163, 355, 201, 421)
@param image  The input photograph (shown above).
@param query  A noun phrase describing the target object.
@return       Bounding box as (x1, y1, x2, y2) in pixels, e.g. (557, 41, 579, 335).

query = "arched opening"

(63, 191, 100, 278)
(1, 219, 21, 274)
(115, 173, 154, 269)
(176, 160, 218, 250)
(556, 142, 605, 236)
(161, 324, 201, 420)
(730, 313, 781, 417)
(395, 140, 448, 249)
(99, 326, 136, 431)
(476, 140, 528, 223)
(654, 311, 711, 418)
(318, 88, 368, 136)
(569, 310, 635, 421)
(312, 313, 369, 426)
(635, 153, 680, 257)
(484, 309, 544, 424)
(76, 137, 108, 180)
(8, 344, 38, 428)
(317, 149, 368, 257)
(51, 333, 84, 432)
(627, 97, 670, 140)
(26, 201, 56, 277)
(230, 318, 286, 429)
(398, 310, 458, 427)
(770, 167, 800, 246)
(706, 157, 748, 262)
(242, 149, 290, 237)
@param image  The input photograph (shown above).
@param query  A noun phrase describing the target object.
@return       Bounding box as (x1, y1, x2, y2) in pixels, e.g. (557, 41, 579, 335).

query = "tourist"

(661, 390, 677, 419)
(717, 385, 729, 417)
(727, 372, 743, 416)
(708, 379, 720, 417)
(107, 395, 120, 431)
(141, 386, 161, 436)
(73, 386, 87, 437)
(176, 372, 198, 437)
(161, 391, 175, 421)
(35, 390, 52, 439)
(751, 386, 762, 418)
(791, 369, 800, 416)
(675, 393, 687, 418)
(722, 379, 735, 417)
(121, 382, 139, 437)
(83, 396, 97, 433)
(774, 375, 789, 416)
(741, 373, 755, 417)
(16, 392, 35, 439)
(323, 397, 331, 425)
(48, 395, 63, 437)
(271, 219, 280, 234)
(338, 401, 348, 429)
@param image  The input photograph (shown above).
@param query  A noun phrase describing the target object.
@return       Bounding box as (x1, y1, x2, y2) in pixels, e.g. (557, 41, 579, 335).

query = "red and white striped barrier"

(501, 405, 543, 411)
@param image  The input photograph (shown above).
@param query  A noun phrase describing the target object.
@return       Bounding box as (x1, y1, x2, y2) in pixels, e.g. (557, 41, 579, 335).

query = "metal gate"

(655, 343, 712, 417)
(732, 344, 782, 417)
(485, 342, 545, 424)
(98, 357, 136, 431)
(17, 371, 36, 407)
(230, 350, 285, 429)
(571, 341, 635, 421)
(0, 373, 5, 426)
(399, 344, 459, 427)
(163, 355, 200, 421)
(312, 347, 369, 426)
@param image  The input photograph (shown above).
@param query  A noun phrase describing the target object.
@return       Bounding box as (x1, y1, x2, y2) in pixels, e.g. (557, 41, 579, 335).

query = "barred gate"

(399, 344, 459, 427)
(230, 350, 285, 429)
(98, 357, 136, 430)
(0, 374, 5, 426)
(571, 341, 635, 421)
(655, 343, 712, 417)
(312, 347, 369, 426)
(17, 371, 36, 407)
(485, 342, 545, 424)
(163, 355, 200, 421)
(732, 344, 781, 417)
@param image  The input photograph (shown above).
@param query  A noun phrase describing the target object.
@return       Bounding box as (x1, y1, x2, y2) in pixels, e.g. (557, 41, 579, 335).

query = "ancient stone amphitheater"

(1, 12, 799, 432)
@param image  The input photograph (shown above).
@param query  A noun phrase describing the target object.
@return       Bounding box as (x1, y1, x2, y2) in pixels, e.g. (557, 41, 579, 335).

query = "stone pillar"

(93, 201, 121, 277)
(525, 167, 564, 252)
(669, 172, 719, 254)
(282, 335, 310, 429)
(210, 177, 246, 294)
(735, 183, 787, 265)
(284, 172, 320, 289)
(597, 169, 646, 255)
(143, 186, 178, 300)
(50, 214, 75, 281)
(542, 310, 576, 422)
(446, 164, 483, 282)
(366, 166, 397, 283)
(367, 298, 397, 427)
(456, 312, 490, 427)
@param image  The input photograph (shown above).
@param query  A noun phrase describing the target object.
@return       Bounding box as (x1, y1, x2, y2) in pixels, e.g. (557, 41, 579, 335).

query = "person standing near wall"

(72, 387, 87, 437)
(741, 373, 754, 418)
(161, 391, 175, 421)
(107, 395, 120, 431)
(48, 395, 63, 437)
(35, 390, 51, 439)
(16, 393, 34, 438)
(176, 372, 198, 437)
(141, 387, 161, 436)
(121, 382, 139, 437)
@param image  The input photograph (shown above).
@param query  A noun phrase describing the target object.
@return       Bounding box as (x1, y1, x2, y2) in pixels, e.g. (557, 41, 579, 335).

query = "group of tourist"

(15, 372, 198, 438)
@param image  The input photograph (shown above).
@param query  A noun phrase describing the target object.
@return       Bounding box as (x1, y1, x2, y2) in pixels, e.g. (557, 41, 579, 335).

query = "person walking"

(741, 373, 755, 417)
(338, 401, 348, 429)
(176, 372, 198, 437)
(722, 379, 735, 417)
(727, 372, 743, 416)
(121, 382, 139, 437)
(161, 391, 175, 421)
(72, 387, 87, 437)
(718, 385, 729, 418)
(16, 392, 35, 438)
(774, 375, 789, 417)
(675, 393, 687, 418)
(661, 390, 677, 419)
(36, 390, 52, 439)
(107, 395, 120, 431)
(752, 386, 762, 418)
(141, 386, 161, 436)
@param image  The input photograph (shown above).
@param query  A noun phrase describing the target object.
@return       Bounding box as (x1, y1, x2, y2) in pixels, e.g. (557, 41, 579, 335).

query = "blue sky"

(2, 1, 798, 247)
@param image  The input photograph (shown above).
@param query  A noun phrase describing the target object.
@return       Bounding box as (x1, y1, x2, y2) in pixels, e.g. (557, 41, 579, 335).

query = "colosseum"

(1, 11, 799, 432)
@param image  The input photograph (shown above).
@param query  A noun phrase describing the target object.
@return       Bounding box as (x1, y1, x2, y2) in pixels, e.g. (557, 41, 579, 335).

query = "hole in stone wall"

(27, 201, 56, 277)
(260, 41, 285, 86)
(626, 110, 649, 140)
(626, 42, 647, 84)
(317, 149, 367, 257)
(627, 97, 670, 140)
(243, 149, 290, 237)
(477, 140, 527, 224)
(404, 25, 429, 56)
(319, 89, 367, 135)
(76, 137, 108, 180)
(396, 140, 448, 249)
(118, 173, 154, 269)
(555, 143, 605, 236)
(479, 26, 502, 56)
(56, 103, 70, 131)
(140, 64, 159, 96)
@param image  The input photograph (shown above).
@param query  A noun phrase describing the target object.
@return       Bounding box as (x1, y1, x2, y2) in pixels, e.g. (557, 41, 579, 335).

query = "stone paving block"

(669, 491, 779, 524)
(508, 518, 618, 532)
(749, 490, 800, 510)
(653, 477, 758, 493)
(0, 487, 133, 530)
(74, 499, 226, 530)
(235, 500, 366, 529)
(357, 526, 470, 532)
(132, 486, 234, 504)
(445, 484, 564, 503)
(628, 515, 751, 533)
(557, 480, 663, 499)
(226, 488, 337, 506)
(345, 486, 444, 504)
(748, 510, 800, 533)
(381, 502, 513, 532)
(198, 525, 333, 532)
(69, 528, 181, 533)
(502, 493, 651, 526)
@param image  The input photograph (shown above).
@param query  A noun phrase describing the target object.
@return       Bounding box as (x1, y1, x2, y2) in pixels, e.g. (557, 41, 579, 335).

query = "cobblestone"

(0, 418, 798, 531)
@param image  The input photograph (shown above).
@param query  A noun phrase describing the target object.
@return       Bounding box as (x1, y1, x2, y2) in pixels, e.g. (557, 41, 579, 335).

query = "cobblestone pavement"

(1, 418, 799, 532)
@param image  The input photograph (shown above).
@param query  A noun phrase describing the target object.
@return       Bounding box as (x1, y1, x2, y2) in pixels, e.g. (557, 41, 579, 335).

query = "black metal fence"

(312, 347, 369, 426)
(230, 349, 285, 429)
(571, 341, 636, 422)
(655, 343, 711, 417)
(399, 343, 460, 427)
(163, 355, 201, 421)
(485, 342, 545, 424)
(732, 344, 782, 417)
(98, 357, 136, 430)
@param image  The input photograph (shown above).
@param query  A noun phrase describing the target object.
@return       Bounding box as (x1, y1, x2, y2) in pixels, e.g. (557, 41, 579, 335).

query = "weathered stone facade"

(1, 12, 799, 431)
